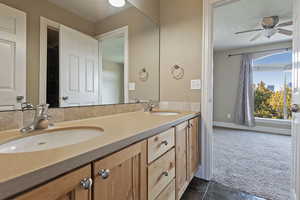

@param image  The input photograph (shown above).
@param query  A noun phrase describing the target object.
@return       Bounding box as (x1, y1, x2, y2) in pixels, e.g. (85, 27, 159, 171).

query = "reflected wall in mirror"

(0, 0, 159, 110)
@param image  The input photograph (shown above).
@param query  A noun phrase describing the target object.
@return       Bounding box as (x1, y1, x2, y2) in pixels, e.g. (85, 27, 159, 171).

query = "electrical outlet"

(227, 114, 231, 119)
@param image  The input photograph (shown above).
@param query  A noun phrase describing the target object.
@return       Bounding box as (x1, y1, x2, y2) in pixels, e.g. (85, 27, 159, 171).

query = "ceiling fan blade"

(277, 21, 293, 27)
(235, 28, 264, 34)
(278, 28, 293, 36)
(250, 32, 262, 42)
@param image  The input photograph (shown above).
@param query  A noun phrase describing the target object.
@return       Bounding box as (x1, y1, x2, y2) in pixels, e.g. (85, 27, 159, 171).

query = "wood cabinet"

(14, 165, 92, 200)
(13, 116, 200, 200)
(93, 141, 147, 200)
(148, 148, 175, 200)
(188, 117, 200, 180)
(175, 122, 189, 199)
(148, 128, 175, 163)
(155, 179, 176, 200)
(175, 117, 200, 200)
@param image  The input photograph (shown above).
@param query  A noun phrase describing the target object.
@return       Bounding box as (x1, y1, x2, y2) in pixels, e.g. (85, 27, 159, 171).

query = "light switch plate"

(191, 79, 201, 90)
(129, 82, 136, 91)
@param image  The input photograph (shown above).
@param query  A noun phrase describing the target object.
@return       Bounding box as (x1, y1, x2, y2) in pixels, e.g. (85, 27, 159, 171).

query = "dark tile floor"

(181, 178, 267, 200)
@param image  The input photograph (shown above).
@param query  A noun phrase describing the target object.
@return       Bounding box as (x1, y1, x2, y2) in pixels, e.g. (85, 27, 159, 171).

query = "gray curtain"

(234, 54, 255, 127)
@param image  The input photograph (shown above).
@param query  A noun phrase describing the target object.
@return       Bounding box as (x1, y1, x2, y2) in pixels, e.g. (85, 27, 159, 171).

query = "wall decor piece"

(171, 65, 184, 80)
(139, 68, 149, 82)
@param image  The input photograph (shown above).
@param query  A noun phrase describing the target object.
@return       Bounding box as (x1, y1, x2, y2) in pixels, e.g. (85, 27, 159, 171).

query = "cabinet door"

(93, 141, 147, 200)
(175, 122, 189, 200)
(15, 165, 92, 200)
(188, 117, 200, 181)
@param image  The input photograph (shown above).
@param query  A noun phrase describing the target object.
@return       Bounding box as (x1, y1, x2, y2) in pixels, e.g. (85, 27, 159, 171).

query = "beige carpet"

(212, 128, 291, 200)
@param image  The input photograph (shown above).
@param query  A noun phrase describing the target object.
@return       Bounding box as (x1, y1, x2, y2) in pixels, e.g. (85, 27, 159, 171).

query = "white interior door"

(0, 3, 26, 110)
(291, 0, 300, 199)
(60, 25, 99, 107)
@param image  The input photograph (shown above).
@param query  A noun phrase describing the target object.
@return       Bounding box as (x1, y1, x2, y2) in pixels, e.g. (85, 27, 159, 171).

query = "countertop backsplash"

(0, 104, 144, 132)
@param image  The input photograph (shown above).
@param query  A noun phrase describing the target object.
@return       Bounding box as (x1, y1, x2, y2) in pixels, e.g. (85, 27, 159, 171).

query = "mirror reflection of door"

(99, 29, 128, 105)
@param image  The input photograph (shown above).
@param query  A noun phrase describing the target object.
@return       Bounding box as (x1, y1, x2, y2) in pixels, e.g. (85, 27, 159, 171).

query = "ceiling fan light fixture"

(108, 0, 126, 7)
(264, 29, 277, 38)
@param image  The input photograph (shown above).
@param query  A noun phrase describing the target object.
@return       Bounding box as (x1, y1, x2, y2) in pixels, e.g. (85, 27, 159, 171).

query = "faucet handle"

(21, 102, 34, 111)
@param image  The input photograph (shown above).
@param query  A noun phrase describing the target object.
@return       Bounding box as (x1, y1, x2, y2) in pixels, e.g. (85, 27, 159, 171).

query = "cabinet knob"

(99, 169, 110, 179)
(162, 171, 169, 177)
(161, 140, 168, 146)
(80, 178, 93, 190)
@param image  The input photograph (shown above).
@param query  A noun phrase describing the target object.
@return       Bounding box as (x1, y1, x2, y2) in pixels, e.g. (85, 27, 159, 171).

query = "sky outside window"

(253, 51, 292, 91)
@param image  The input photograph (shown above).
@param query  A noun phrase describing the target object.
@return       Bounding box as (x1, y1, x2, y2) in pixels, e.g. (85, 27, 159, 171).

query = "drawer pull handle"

(162, 171, 169, 177)
(161, 140, 168, 146)
(99, 169, 110, 179)
(80, 178, 93, 190)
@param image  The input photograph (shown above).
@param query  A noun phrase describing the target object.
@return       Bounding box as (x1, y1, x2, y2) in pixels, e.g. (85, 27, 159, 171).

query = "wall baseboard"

(213, 121, 291, 136)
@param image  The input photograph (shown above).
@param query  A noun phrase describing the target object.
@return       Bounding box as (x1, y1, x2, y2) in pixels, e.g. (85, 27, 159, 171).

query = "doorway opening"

(100, 35, 125, 104)
(46, 27, 59, 108)
(212, 0, 293, 199)
(96, 26, 129, 105)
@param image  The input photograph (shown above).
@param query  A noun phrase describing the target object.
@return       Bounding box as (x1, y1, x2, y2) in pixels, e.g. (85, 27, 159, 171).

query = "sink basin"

(151, 111, 180, 116)
(0, 127, 104, 153)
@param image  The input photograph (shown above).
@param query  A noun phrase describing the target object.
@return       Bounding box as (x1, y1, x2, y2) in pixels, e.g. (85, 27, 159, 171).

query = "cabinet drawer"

(148, 148, 175, 200)
(148, 128, 175, 163)
(155, 179, 175, 200)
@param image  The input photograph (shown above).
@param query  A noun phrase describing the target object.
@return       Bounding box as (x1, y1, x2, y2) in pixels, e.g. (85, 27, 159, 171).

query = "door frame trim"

(95, 26, 129, 104)
(39, 17, 60, 104)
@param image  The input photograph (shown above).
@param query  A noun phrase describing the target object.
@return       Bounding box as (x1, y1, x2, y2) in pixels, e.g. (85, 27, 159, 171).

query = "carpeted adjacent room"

(212, 128, 291, 200)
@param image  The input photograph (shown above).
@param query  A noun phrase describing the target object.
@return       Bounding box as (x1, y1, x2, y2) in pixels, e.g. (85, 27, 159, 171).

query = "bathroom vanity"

(0, 111, 200, 200)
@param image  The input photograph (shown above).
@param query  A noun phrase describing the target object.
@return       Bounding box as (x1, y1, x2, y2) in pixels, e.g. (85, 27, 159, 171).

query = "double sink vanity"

(0, 110, 200, 200)
(0, 0, 201, 199)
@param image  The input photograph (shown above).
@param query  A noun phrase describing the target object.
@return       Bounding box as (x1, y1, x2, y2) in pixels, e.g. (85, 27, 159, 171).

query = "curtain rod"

(228, 47, 291, 57)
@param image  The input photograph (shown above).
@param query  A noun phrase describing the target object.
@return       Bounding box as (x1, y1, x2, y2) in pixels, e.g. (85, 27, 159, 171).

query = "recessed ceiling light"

(109, 0, 126, 7)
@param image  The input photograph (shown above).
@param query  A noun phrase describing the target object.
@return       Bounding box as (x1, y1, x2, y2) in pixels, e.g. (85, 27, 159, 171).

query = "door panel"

(0, 3, 26, 110)
(292, 0, 300, 198)
(60, 25, 98, 107)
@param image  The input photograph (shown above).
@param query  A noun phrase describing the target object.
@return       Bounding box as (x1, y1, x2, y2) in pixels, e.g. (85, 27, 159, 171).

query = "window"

(253, 51, 292, 120)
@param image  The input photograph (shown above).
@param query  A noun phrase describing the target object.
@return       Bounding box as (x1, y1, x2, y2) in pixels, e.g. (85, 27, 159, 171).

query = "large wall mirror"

(0, 0, 159, 110)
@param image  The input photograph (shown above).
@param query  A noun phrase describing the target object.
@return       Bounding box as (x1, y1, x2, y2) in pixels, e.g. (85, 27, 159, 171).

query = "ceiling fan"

(235, 16, 293, 42)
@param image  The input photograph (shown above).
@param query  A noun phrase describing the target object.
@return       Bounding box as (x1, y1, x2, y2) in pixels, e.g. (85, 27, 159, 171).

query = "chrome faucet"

(144, 100, 156, 112)
(20, 104, 51, 133)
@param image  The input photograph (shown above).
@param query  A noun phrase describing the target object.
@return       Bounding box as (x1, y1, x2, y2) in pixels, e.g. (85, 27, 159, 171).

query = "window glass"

(253, 51, 292, 120)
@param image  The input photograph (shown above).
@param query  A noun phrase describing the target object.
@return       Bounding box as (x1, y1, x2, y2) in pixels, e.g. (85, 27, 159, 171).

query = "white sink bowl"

(0, 127, 104, 153)
(151, 111, 180, 116)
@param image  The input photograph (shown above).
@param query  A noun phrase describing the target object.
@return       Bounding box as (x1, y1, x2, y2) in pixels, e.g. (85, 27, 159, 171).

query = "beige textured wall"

(95, 7, 160, 102)
(128, 0, 160, 24)
(213, 41, 292, 129)
(159, 0, 203, 103)
(0, 0, 95, 105)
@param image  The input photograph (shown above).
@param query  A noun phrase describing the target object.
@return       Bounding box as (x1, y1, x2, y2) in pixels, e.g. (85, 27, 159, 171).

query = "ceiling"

(47, 0, 132, 22)
(214, 0, 293, 50)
